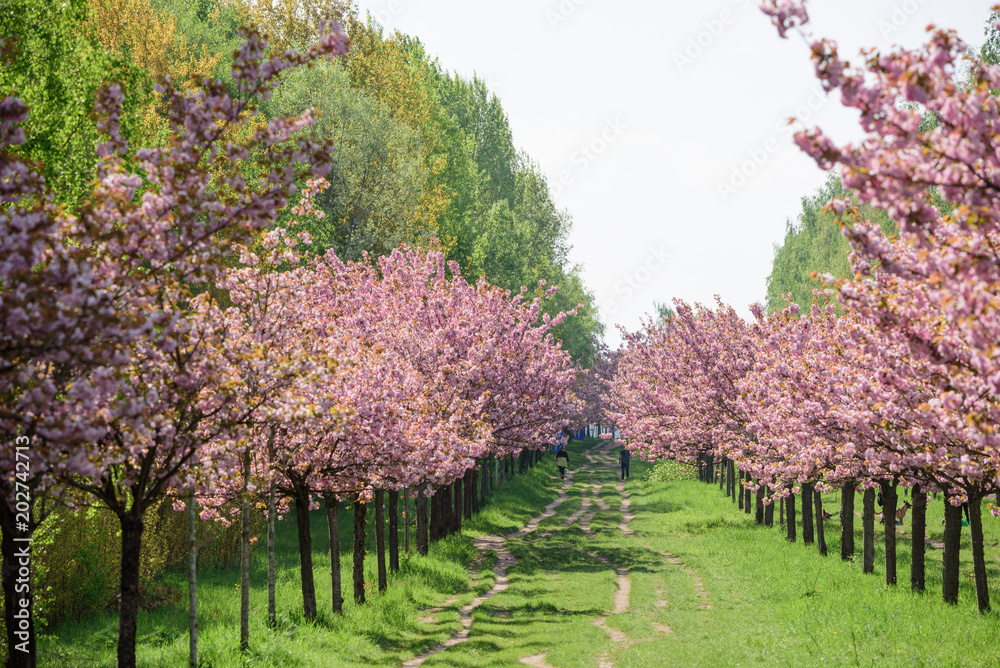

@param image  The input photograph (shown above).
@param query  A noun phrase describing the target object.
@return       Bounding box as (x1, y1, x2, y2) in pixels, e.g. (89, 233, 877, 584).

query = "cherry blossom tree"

(763, 0, 1000, 611)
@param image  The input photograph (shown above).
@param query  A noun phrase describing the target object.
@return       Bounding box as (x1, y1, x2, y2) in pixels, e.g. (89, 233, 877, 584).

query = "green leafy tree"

(0, 0, 149, 207)
(766, 174, 895, 312)
(264, 60, 432, 260)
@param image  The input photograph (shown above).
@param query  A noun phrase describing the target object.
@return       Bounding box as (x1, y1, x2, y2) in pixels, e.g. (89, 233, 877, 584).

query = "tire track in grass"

(403, 468, 580, 666)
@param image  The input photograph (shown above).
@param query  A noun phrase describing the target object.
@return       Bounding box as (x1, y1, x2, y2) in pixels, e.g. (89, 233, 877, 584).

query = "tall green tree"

(0, 0, 149, 207)
(766, 174, 895, 313)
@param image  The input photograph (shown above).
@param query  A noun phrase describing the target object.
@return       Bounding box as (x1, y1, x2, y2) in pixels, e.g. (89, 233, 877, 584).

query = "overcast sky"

(352, 0, 994, 348)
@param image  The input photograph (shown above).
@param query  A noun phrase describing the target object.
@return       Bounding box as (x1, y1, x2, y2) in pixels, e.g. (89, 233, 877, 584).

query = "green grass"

(38, 440, 1000, 666)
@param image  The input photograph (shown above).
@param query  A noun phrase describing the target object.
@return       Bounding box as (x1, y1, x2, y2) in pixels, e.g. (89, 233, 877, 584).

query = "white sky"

(352, 0, 994, 348)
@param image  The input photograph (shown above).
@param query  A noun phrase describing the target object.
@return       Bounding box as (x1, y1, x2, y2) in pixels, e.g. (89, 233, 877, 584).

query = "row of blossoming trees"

(608, 2, 1000, 615)
(0, 24, 582, 668)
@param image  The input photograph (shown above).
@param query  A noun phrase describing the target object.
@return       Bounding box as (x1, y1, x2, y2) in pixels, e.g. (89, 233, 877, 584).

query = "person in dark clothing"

(556, 445, 569, 480)
(619, 447, 630, 481)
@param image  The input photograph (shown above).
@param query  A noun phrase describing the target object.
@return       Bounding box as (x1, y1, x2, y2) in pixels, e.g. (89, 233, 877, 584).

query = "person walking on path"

(619, 447, 631, 481)
(556, 445, 569, 480)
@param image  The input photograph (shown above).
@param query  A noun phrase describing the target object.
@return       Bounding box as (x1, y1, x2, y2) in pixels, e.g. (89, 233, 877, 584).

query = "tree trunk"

(942, 497, 962, 604)
(840, 482, 855, 561)
(862, 488, 875, 574)
(480, 460, 489, 506)
(719, 457, 725, 491)
(786, 491, 796, 542)
(737, 470, 744, 511)
(266, 429, 278, 628)
(754, 484, 764, 525)
(353, 497, 368, 604)
(881, 481, 897, 586)
(240, 480, 250, 652)
(725, 460, 732, 498)
(403, 489, 410, 555)
(324, 494, 343, 614)
(764, 488, 774, 527)
(293, 491, 317, 620)
(743, 476, 752, 515)
(267, 482, 278, 626)
(188, 492, 198, 667)
(779, 495, 785, 527)
(387, 489, 399, 573)
(967, 491, 991, 613)
(374, 490, 387, 593)
(470, 469, 479, 515)
(415, 492, 429, 556)
(801, 483, 814, 545)
(429, 490, 443, 543)
(814, 489, 827, 557)
(910, 485, 926, 592)
(117, 512, 144, 668)
(452, 479, 462, 535)
(464, 471, 473, 520)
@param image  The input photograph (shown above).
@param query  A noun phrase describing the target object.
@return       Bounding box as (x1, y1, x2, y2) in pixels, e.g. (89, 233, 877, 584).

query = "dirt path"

(403, 468, 580, 667)
(406, 440, 667, 667)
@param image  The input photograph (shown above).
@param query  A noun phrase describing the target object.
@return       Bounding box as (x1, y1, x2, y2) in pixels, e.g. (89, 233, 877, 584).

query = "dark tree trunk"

(801, 483, 814, 545)
(786, 491, 796, 542)
(403, 489, 410, 555)
(840, 482, 855, 561)
(942, 497, 962, 604)
(239, 489, 250, 652)
(737, 470, 744, 511)
(1, 500, 36, 668)
(416, 493, 429, 556)
(779, 495, 785, 527)
(725, 460, 732, 498)
(719, 457, 725, 491)
(764, 488, 774, 527)
(967, 491, 991, 613)
(910, 485, 926, 593)
(743, 476, 752, 515)
(881, 481, 897, 586)
(429, 490, 443, 543)
(471, 469, 480, 515)
(294, 491, 318, 620)
(353, 498, 367, 604)
(452, 479, 462, 535)
(480, 461, 488, 507)
(374, 490, 387, 593)
(863, 488, 875, 574)
(387, 490, 399, 573)
(706, 453, 714, 484)
(754, 485, 764, 525)
(188, 491, 198, 667)
(117, 513, 144, 668)
(464, 471, 473, 520)
(324, 494, 343, 614)
(814, 490, 827, 557)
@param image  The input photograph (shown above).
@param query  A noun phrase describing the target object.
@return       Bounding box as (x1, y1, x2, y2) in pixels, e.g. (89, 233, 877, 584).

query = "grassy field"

(38, 439, 1000, 666)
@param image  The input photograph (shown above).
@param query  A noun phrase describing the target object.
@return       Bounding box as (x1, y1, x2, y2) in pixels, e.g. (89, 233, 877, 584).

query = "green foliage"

(151, 0, 245, 93)
(0, 499, 244, 629)
(0, 0, 151, 207)
(264, 59, 432, 259)
(647, 459, 698, 484)
(765, 174, 896, 313)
